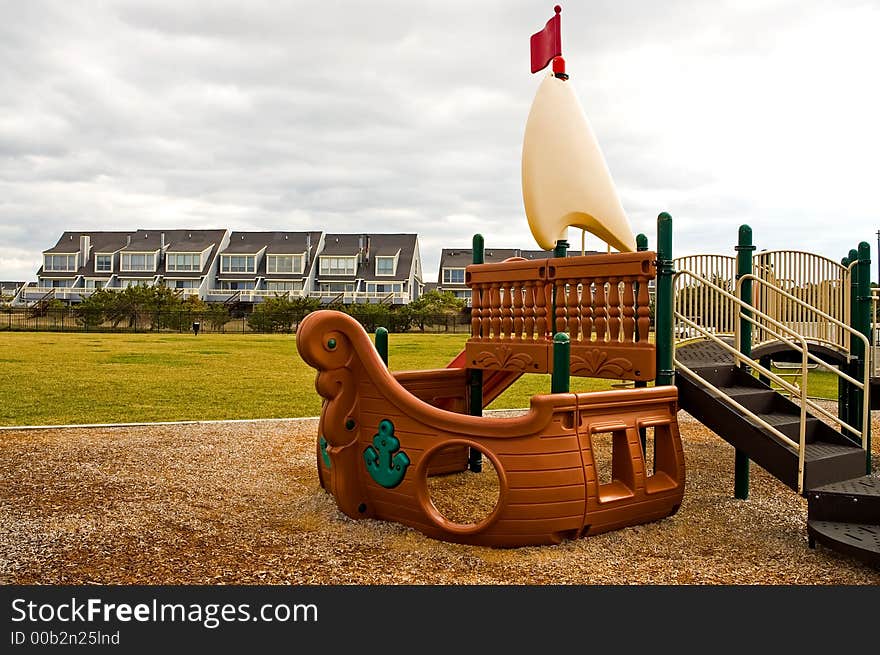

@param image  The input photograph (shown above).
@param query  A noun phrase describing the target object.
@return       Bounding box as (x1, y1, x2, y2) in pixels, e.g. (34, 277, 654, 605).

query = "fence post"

(375, 327, 389, 366)
(655, 213, 674, 386)
(734, 224, 756, 500)
(857, 242, 872, 472)
(468, 233, 485, 473)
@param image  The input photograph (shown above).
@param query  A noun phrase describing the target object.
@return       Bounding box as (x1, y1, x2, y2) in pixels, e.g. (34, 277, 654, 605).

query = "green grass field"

(0, 332, 616, 426)
(0, 332, 842, 426)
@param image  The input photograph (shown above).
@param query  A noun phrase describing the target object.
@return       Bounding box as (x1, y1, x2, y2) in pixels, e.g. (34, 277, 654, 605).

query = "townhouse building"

(208, 231, 323, 303)
(315, 233, 423, 304)
(21, 229, 228, 304)
(17, 229, 424, 306)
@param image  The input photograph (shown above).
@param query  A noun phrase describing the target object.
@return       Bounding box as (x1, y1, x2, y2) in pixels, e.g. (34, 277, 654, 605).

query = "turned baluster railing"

(465, 251, 657, 379)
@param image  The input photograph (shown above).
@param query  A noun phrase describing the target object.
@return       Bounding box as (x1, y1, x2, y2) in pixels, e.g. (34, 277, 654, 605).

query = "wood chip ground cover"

(1, 412, 878, 584)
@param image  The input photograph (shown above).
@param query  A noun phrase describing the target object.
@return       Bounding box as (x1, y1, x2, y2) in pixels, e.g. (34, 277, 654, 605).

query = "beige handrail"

(738, 274, 869, 449)
(674, 270, 811, 492)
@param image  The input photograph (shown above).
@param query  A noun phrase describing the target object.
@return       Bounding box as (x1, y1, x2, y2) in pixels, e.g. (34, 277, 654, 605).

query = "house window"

(376, 256, 395, 276)
(84, 279, 105, 289)
(166, 253, 201, 272)
(42, 279, 72, 288)
(95, 254, 112, 272)
(121, 253, 155, 272)
(221, 255, 255, 273)
(367, 283, 402, 294)
(319, 283, 355, 293)
(442, 268, 465, 284)
(220, 281, 255, 291)
(267, 281, 303, 292)
(319, 256, 356, 276)
(171, 279, 199, 289)
(43, 254, 77, 272)
(267, 254, 303, 274)
(121, 279, 151, 288)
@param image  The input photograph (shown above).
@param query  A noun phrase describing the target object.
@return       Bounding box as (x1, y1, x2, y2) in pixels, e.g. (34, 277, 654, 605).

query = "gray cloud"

(1, 0, 878, 282)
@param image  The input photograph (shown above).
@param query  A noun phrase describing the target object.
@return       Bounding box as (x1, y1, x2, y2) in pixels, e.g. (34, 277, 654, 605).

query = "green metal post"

(551, 332, 570, 393)
(655, 213, 674, 386)
(375, 327, 388, 366)
(635, 233, 649, 452)
(734, 224, 755, 500)
(468, 234, 484, 472)
(839, 255, 851, 424)
(847, 247, 859, 428)
(858, 242, 872, 472)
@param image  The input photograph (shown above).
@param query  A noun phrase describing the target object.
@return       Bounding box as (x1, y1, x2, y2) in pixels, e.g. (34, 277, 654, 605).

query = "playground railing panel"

(752, 250, 849, 352)
(464, 252, 656, 381)
(673, 254, 737, 338)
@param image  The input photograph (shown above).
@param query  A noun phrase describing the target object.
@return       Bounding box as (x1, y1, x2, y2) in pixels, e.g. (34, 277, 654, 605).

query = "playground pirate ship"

(297, 7, 685, 547)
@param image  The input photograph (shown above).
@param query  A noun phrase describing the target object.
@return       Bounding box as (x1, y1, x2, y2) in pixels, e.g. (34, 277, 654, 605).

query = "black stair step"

(812, 475, 880, 497)
(751, 412, 822, 442)
(807, 520, 880, 568)
(723, 386, 778, 411)
(808, 475, 880, 523)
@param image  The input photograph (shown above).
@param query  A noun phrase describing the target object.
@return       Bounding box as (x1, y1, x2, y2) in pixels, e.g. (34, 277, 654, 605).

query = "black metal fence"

(0, 307, 473, 335)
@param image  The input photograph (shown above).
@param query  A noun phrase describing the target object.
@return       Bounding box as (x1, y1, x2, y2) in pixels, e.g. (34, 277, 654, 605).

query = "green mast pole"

(857, 242, 872, 473)
(468, 233, 484, 473)
(655, 213, 674, 387)
(635, 233, 649, 454)
(734, 224, 756, 500)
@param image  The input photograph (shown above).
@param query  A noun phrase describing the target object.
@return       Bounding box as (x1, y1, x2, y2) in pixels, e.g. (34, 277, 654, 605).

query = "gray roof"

(217, 231, 322, 281)
(39, 229, 227, 279)
(44, 231, 131, 254)
(318, 233, 418, 282)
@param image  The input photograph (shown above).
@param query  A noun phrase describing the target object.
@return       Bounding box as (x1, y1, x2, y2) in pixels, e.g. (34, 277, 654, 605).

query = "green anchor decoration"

(319, 435, 331, 468)
(363, 419, 410, 488)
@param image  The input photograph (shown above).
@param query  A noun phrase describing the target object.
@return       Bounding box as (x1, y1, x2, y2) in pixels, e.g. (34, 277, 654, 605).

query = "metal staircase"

(676, 340, 866, 492)
(671, 239, 877, 567)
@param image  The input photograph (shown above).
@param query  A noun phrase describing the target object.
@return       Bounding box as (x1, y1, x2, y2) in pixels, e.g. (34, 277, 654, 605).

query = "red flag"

(530, 5, 562, 74)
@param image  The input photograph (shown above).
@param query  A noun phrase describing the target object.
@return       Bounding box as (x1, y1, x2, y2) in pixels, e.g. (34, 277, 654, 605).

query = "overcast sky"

(2, 0, 879, 282)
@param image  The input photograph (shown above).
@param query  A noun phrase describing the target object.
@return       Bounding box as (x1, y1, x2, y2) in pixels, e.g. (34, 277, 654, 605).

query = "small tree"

(204, 303, 233, 331)
(247, 296, 320, 333)
(407, 290, 467, 332)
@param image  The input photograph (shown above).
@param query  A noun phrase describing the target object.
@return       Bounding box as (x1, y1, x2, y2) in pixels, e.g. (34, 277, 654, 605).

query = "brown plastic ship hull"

(298, 310, 685, 548)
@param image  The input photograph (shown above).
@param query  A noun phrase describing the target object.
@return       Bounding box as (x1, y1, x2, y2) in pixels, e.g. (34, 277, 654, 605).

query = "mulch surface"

(2, 412, 878, 585)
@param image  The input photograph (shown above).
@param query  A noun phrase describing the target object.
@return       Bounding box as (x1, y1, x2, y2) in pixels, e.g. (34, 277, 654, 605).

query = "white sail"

(522, 73, 636, 253)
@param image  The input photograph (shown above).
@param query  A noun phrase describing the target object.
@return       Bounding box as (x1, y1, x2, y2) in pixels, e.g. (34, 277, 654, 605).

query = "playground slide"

(445, 349, 524, 409)
(299, 309, 684, 547)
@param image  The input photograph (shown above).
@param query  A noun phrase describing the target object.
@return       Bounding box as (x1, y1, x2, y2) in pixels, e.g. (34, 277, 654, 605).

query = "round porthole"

(421, 443, 503, 533)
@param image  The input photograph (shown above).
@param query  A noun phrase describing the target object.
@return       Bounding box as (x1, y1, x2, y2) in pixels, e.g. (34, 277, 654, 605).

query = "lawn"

(0, 331, 843, 426)
(0, 331, 612, 426)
